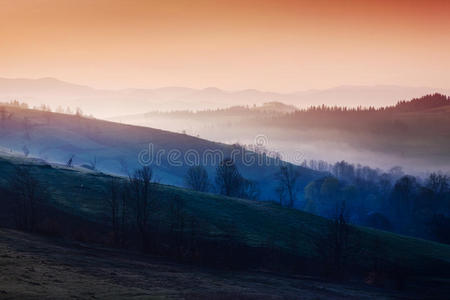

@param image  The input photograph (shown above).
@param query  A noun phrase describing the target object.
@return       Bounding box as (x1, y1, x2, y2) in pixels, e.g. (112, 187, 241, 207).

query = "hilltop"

(389, 93, 450, 112)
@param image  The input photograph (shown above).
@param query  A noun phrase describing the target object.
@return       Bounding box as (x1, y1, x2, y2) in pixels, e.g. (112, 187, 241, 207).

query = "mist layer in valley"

(110, 94, 450, 175)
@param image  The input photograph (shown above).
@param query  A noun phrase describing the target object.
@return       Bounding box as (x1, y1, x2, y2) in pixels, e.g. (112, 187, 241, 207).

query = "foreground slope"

(0, 154, 449, 281)
(1, 228, 423, 300)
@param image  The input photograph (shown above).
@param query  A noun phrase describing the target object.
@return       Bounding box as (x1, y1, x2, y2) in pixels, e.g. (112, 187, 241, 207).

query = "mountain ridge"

(1, 77, 449, 118)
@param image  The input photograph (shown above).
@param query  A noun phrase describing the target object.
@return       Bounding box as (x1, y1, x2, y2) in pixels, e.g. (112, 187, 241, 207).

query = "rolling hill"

(0, 104, 320, 202)
(0, 153, 449, 295)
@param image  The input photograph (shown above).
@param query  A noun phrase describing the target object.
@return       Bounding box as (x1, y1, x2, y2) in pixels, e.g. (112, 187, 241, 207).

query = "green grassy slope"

(1, 154, 449, 278)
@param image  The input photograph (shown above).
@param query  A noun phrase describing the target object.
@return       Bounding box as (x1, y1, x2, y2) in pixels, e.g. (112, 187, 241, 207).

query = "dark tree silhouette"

(89, 156, 97, 171)
(128, 166, 154, 249)
(238, 178, 260, 200)
(185, 165, 209, 192)
(66, 154, 75, 168)
(215, 158, 243, 197)
(390, 176, 419, 231)
(314, 202, 361, 277)
(105, 178, 129, 246)
(275, 164, 300, 208)
(8, 167, 48, 232)
(426, 173, 449, 196)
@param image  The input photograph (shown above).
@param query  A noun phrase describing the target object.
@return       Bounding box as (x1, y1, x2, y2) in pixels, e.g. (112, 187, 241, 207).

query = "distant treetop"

(391, 93, 450, 112)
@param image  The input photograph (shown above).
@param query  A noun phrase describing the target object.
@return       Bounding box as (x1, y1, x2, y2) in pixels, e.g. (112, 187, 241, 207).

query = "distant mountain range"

(1, 77, 449, 118)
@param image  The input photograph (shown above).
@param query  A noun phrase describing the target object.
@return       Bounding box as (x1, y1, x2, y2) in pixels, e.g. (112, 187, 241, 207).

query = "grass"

(1, 153, 450, 278)
(1, 228, 410, 299)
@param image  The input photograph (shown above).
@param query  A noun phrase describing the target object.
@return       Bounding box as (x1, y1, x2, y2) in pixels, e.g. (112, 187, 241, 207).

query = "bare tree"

(426, 173, 449, 196)
(8, 167, 48, 232)
(215, 158, 243, 197)
(391, 176, 419, 229)
(89, 156, 97, 171)
(238, 178, 260, 200)
(313, 202, 360, 277)
(105, 178, 129, 246)
(128, 166, 154, 249)
(215, 159, 259, 200)
(275, 164, 300, 208)
(275, 185, 286, 205)
(185, 166, 209, 192)
(66, 154, 75, 168)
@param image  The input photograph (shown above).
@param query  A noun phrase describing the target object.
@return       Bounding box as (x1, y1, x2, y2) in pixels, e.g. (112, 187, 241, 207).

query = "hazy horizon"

(2, 0, 450, 95)
(2, 76, 449, 119)
(3, 75, 450, 94)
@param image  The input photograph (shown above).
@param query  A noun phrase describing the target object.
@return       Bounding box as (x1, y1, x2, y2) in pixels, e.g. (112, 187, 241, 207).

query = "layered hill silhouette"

(1, 77, 449, 118)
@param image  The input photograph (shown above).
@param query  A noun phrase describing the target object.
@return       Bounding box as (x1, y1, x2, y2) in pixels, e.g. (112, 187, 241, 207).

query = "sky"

(1, 0, 449, 92)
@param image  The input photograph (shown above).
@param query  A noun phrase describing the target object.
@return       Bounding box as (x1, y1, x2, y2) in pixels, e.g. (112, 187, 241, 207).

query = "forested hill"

(284, 93, 450, 114)
(389, 93, 450, 113)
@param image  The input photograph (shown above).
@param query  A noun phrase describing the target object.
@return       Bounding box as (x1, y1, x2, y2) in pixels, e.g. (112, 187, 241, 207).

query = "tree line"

(302, 160, 450, 244)
(183, 156, 450, 244)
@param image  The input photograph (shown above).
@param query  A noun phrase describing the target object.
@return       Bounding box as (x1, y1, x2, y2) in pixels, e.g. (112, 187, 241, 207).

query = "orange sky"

(1, 0, 449, 91)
